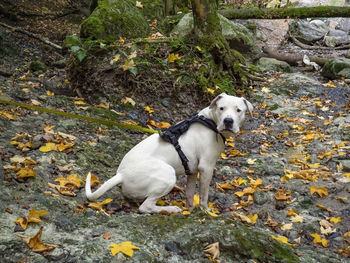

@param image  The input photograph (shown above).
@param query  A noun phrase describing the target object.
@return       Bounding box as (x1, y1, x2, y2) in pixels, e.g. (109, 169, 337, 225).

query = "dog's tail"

(85, 172, 122, 201)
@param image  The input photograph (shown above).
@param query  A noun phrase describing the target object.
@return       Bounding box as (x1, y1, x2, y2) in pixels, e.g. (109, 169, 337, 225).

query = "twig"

(0, 21, 62, 50)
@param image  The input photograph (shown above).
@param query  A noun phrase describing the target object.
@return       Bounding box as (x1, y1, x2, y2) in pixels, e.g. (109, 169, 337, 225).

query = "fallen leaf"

(103, 232, 111, 240)
(147, 119, 171, 129)
(121, 59, 135, 71)
(144, 106, 154, 114)
(110, 241, 140, 257)
(39, 142, 57, 153)
(329, 217, 342, 223)
(344, 232, 350, 244)
(287, 209, 299, 217)
(16, 227, 59, 254)
(84, 173, 100, 187)
(193, 194, 199, 207)
(88, 198, 113, 211)
(27, 208, 49, 224)
(55, 174, 83, 188)
(182, 211, 191, 216)
(274, 189, 291, 201)
(310, 233, 328, 247)
(168, 53, 180, 63)
(281, 223, 293, 231)
(237, 177, 247, 186)
(246, 158, 257, 165)
(48, 182, 76, 196)
(310, 186, 328, 197)
(270, 235, 295, 247)
(247, 214, 258, 224)
(121, 97, 136, 106)
(46, 91, 54, 96)
(205, 209, 221, 218)
(74, 100, 86, 105)
(290, 215, 303, 223)
(204, 242, 220, 260)
(31, 99, 41, 106)
(1, 109, 16, 120)
(261, 87, 270, 93)
(135, 1, 143, 8)
(16, 168, 36, 178)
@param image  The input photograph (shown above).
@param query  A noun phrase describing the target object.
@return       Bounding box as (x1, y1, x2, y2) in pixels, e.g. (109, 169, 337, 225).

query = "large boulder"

(289, 20, 329, 44)
(321, 57, 350, 79)
(80, 0, 150, 40)
(257, 57, 292, 73)
(171, 13, 259, 53)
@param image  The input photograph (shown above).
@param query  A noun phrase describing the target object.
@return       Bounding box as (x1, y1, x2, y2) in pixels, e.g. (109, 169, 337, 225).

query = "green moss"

(80, 0, 150, 40)
(29, 60, 47, 72)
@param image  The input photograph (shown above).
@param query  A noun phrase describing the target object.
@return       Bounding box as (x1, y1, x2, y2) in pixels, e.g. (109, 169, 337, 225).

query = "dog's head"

(209, 93, 253, 136)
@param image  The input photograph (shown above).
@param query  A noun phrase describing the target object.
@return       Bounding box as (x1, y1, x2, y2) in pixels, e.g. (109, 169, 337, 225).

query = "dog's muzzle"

(223, 117, 234, 130)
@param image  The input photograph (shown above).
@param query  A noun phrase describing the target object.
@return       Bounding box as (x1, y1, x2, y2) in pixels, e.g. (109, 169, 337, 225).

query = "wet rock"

(324, 35, 350, 47)
(321, 58, 350, 79)
(257, 57, 292, 73)
(336, 18, 350, 33)
(289, 20, 329, 44)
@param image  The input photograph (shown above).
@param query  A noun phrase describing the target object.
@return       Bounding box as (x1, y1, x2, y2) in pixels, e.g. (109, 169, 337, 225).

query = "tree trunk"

(164, 0, 177, 16)
(191, 0, 244, 79)
(219, 6, 350, 20)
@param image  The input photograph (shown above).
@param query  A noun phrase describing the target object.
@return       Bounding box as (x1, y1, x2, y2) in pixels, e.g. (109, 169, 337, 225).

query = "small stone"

(29, 60, 47, 72)
(161, 99, 170, 108)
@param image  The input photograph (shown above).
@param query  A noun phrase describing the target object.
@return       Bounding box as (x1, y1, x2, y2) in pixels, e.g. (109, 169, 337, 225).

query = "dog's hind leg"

(138, 164, 182, 213)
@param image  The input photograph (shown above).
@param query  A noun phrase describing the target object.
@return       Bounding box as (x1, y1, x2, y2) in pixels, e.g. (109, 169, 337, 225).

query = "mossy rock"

(171, 13, 260, 53)
(321, 57, 350, 79)
(257, 57, 292, 73)
(80, 0, 150, 41)
(29, 60, 47, 72)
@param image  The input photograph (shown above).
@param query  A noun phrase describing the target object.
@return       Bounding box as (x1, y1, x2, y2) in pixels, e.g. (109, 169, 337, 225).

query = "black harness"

(159, 114, 226, 175)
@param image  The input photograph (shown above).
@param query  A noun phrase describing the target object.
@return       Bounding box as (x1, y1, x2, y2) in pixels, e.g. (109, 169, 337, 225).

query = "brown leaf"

(16, 227, 59, 254)
(204, 242, 220, 261)
(103, 231, 112, 240)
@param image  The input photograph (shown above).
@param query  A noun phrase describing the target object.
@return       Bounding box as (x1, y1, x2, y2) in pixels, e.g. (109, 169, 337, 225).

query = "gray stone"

(257, 57, 292, 73)
(171, 14, 259, 53)
(336, 18, 350, 33)
(340, 160, 350, 171)
(324, 35, 350, 47)
(253, 190, 274, 205)
(346, 49, 350, 58)
(289, 20, 329, 44)
(327, 29, 347, 37)
(321, 57, 350, 79)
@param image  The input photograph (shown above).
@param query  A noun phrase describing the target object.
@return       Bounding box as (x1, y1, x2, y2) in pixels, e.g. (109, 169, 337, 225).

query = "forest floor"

(0, 0, 350, 262)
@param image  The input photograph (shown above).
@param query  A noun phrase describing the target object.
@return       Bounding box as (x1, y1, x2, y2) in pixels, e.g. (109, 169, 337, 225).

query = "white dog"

(86, 93, 253, 213)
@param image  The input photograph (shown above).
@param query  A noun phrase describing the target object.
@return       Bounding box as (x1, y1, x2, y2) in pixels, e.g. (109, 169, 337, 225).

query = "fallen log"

(219, 6, 350, 20)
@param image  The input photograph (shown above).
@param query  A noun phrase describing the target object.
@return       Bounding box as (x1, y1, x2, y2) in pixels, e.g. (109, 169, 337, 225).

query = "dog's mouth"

(219, 128, 235, 133)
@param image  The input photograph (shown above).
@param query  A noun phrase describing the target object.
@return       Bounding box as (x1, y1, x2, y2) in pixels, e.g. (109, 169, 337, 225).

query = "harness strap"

(159, 114, 225, 175)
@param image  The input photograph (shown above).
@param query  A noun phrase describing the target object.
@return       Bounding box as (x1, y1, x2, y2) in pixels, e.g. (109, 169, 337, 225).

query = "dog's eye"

(219, 107, 224, 111)
(237, 108, 242, 113)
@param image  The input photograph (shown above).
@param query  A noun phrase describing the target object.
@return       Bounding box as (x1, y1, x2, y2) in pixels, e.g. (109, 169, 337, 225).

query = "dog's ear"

(209, 94, 225, 109)
(242, 98, 253, 118)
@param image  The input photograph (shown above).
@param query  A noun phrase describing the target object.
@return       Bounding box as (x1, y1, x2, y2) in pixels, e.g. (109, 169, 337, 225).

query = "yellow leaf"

(216, 181, 235, 191)
(168, 53, 180, 63)
(1, 109, 16, 120)
(329, 217, 342, 223)
(135, 1, 143, 8)
(39, 142, 57, 152)
(84, 173, 100, 187)
(46, 91, 54, 96)
(310, 233, 328, 247)
(144, 106, 154, 114)
(121, 59, 135, 71)
(287, 209, 299, 217)
(193, 194, 199, 207)
(274, 189, 291, 201)
(147, 119, 171, 129)
(57, 142, 74, 152)
(237, 177, 247, 186)
(205, 209, 221, 218)
(121, 97, 136, 106)
(247, 214, 258, 224)
(271, 235, 295, 247)
(74, 100, 86, 105)
(16, 168, 36, 178)
(110, 241, 140, 257)
(88, 198, 113, 211)
(113, 54, 120, 62)
(15, 217, 28, 230)
(309, 186, 328, 197)
(206, 88, 215, 95)
(182, 211, 191, 216)
(55, 174, 83, 188)
(28, 208, 49, 223)
(343, 173, 350, 178)
(16, 226, 59, 254)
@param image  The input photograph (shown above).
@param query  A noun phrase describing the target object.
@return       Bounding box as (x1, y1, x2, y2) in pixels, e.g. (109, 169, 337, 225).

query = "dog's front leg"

(198, 163, 215, 208)
(185, 173, 197, 207)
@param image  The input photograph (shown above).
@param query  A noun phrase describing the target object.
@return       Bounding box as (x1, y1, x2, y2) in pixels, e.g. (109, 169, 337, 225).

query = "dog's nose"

(224, 118, 233, 128)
